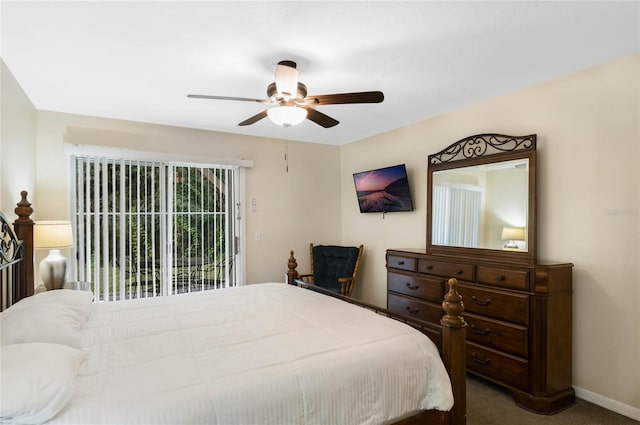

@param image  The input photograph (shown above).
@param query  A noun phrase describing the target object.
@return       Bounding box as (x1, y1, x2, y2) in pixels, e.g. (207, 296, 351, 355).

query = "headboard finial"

(15, 191, 34, 223)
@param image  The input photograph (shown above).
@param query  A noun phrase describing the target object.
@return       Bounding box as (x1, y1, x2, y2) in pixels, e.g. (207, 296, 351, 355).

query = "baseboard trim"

(574, 386, 640, 421)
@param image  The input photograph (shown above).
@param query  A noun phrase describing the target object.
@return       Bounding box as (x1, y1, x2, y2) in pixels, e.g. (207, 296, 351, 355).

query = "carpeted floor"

(467, 374, 639, 425)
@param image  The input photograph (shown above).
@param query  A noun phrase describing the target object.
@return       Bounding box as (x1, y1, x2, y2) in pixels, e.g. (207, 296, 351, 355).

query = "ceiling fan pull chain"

(285, 144, 289, 173)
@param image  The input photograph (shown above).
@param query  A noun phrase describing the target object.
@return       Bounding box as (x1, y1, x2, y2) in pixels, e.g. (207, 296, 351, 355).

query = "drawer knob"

(405, 282, 420, 290)
(471, 295, 492, 306)
(397, 260, 405, 265)
(496, 275, 505, 281)
(470, 324, 491, 336)
(456, 269, 463, 275)
(426, 264, 433, 270)
(471, 353, 491, 365)
(405, 306, 420, 315)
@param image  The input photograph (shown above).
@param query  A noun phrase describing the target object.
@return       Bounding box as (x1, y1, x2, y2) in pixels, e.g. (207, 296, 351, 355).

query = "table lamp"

(501, 226, 525, 249)
(34, 221, 73, 290)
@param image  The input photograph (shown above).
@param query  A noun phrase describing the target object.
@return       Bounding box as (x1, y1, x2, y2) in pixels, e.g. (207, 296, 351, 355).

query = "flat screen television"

(353, 164, 414, 213)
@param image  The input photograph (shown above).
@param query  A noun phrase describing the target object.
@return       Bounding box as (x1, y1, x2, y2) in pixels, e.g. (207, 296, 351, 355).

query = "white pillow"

(11, 289, 94, 317)
(0, 302, 89, 348)
(0, 343, 84, 424)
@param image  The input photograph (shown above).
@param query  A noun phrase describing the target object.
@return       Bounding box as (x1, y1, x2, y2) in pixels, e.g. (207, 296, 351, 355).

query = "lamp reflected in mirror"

(501, 226, 525, 250)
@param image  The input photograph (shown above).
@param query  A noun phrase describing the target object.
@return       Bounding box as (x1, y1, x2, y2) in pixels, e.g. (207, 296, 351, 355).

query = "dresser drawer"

(477, 266, 530, 291)
(388, 272, 444, 303)
(387, 255, 417, 272)
(455, 284, 529, 326)
(387, 293, 443, 324)
(467, 342, 529, 391)
(418, 258, 474, 281)
(464, 313, 528, 358)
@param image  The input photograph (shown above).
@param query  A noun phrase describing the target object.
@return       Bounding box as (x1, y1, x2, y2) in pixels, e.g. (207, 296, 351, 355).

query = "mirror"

(427, 134, 536, 264)
(432, 158, 529, 251)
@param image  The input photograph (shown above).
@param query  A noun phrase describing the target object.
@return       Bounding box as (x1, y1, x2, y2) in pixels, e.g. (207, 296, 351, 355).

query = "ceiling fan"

(188, 60, 384, 128)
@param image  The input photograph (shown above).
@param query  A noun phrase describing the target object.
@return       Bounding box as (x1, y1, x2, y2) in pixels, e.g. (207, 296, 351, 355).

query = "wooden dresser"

(386, 248, 574, 414)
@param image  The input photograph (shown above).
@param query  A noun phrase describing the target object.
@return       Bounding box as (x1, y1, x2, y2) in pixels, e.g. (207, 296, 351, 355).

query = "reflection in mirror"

(431, 158, 529, 251)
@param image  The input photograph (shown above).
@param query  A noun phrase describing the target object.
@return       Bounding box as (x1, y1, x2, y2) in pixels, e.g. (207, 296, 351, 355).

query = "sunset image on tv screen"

(353, 164, 413, 213)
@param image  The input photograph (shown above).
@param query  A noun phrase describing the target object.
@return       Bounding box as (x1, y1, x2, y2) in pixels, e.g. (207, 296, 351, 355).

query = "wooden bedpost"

(442, 278, 466, 425)
(13, 191, 35, 300)
(286, 250, 298, 285)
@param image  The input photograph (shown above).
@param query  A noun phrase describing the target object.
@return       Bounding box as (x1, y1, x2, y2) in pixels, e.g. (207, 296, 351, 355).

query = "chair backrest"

(310, 244, 363, 295)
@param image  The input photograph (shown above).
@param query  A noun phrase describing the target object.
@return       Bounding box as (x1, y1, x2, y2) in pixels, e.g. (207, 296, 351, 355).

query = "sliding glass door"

(71, 157, 239, 301)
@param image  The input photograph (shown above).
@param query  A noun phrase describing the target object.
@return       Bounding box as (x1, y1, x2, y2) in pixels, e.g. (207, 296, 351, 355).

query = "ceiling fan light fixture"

(188, 59, 383, 129)
(267, 106, 307, 127)
(274, 60, 298, 99)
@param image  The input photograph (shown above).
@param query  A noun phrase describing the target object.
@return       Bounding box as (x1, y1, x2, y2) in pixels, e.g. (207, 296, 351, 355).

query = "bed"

(0, 191, 467, 425)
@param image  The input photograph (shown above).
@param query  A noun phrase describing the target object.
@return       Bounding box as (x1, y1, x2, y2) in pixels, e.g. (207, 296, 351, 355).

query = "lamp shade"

(34, 221, 73, 250)
(501, 226, 525, 241)
(267, 106, 307, 127)
(274, 60, 299, 98)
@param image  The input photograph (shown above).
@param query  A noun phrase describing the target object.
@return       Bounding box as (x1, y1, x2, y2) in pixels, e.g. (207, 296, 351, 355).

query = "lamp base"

(503, 240, 518, 249)
(40, 249, 68, 290)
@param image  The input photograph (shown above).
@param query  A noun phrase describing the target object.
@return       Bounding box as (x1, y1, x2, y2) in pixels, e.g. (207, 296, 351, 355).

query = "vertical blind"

(432, 185, 481, 248)
(71, 156, 238, 301)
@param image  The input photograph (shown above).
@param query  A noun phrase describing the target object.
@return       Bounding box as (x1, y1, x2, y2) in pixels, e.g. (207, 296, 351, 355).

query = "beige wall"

(0, 59, 37, 218)
(484, 167, 528, 249)
(341, 53, 639, 415)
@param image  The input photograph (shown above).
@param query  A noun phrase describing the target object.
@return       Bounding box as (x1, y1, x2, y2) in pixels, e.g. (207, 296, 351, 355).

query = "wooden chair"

(298, 243, 363, 296)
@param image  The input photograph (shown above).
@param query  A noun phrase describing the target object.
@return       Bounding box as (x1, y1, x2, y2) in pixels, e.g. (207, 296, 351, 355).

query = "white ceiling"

(1, 1, 638, 145)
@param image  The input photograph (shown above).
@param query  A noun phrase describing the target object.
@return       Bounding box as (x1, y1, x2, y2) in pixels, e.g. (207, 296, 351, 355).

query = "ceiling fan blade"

(238, 110, 268, 126)
(188, 94, 270, 104)
(304, 108, 339, 128)
(305, 91, 384, 105)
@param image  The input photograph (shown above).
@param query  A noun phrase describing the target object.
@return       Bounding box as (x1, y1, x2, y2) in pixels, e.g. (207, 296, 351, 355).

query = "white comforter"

(49, 282, 453, 424)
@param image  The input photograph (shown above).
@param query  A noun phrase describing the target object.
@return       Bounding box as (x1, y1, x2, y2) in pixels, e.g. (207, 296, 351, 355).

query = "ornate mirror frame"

(426, 133, 537, 265)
